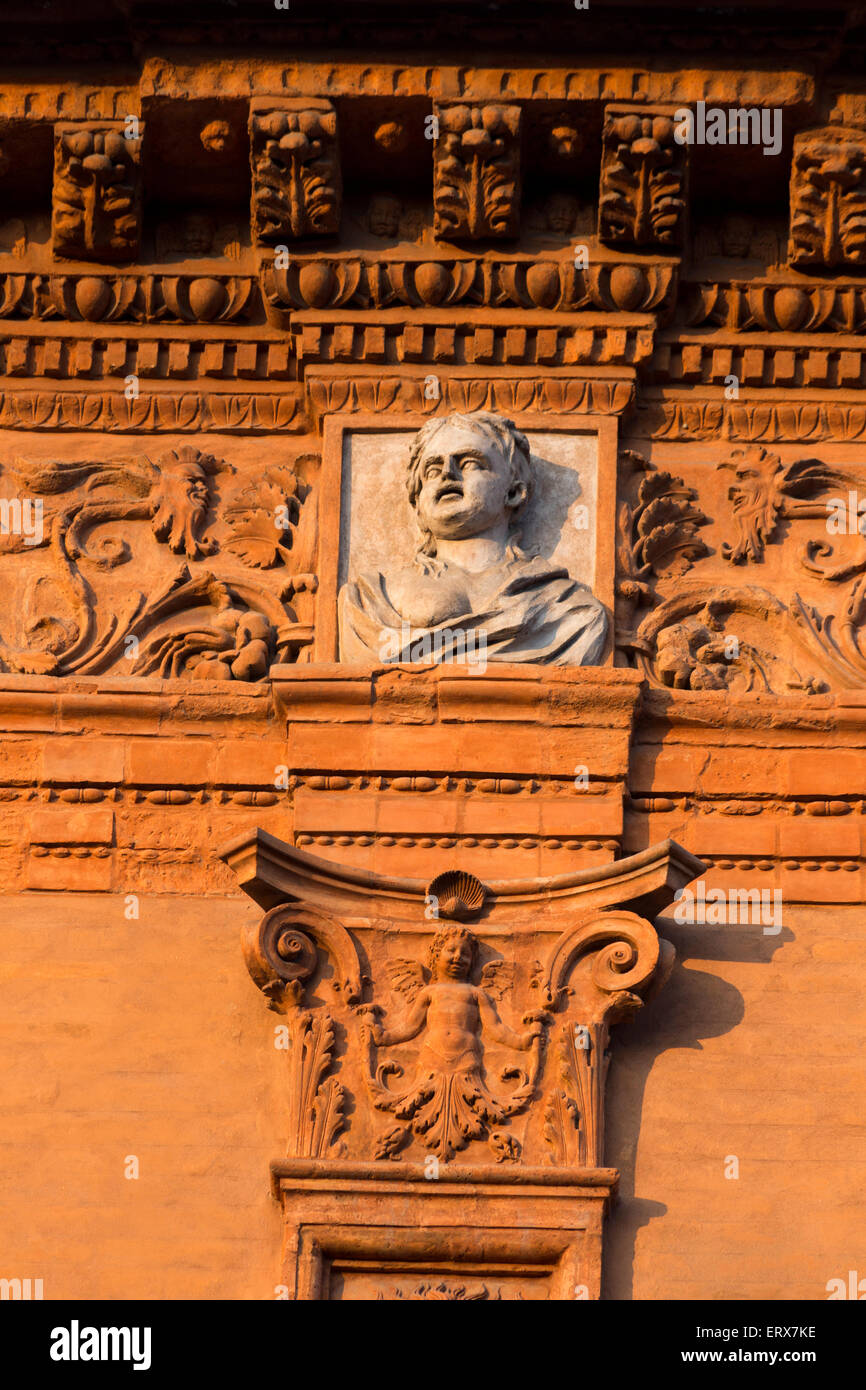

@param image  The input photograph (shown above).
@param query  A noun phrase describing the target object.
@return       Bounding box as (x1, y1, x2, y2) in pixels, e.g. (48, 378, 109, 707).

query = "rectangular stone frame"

(314, 411, 619, 664)
(272, 1160, 617, 1301)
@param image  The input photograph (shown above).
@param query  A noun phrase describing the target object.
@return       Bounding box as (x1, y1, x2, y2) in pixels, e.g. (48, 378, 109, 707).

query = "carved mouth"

(436, 484, 463, 502)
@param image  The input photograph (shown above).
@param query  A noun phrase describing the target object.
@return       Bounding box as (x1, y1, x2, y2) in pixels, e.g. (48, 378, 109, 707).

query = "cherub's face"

(434, 934, 473, 981)
(413, 423, 524, 542)
(369, 196, 400, 236)
(547, 194, 577, 232)
(183, 214, 214, 253)
(721, 215, 752, 257)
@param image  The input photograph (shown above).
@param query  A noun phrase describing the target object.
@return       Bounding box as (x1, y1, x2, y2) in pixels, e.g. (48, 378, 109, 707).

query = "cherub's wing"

(479, 960, 514, 1003)
(385, 958, 427, 1004)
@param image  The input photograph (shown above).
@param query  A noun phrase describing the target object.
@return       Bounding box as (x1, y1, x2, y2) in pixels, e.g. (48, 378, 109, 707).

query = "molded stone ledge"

(271, 1159, 618, 1300)
(641, 687, 856, 732)
(271, 662, 645, 726)
(0, 674, 275, 735)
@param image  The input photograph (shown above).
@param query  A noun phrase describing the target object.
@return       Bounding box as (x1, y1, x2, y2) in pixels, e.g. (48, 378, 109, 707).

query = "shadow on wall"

(602, 917, 791, 1299)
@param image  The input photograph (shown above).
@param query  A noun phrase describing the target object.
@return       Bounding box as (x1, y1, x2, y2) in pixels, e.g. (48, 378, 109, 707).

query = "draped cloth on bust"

(338, 552, 609, 666)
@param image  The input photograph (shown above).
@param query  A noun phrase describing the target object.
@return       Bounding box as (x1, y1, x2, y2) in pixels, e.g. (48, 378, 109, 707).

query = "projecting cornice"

(218, 826, 705, 920)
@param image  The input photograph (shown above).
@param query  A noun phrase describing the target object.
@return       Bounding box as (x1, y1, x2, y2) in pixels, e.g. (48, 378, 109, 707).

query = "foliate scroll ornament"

(0, 447, 316, 677)
(382, 1283, 510, 1301)
(242, 904, 364, 1159)
(615, 450, 709, 660)
(636, 589, 829, 694)
(719, 446, 839, 564)
(250, 100, 341, 244)
(709, 445, 866, 688)
(359, 924, 549, 1163)
(599, 109, 687, 249)
(535, 910, 675, 1169)
(52, 124, 142, 263)
(242, 902, 363, 1012)
(433, 104, 522, 240)
(788, 127, 866, 272)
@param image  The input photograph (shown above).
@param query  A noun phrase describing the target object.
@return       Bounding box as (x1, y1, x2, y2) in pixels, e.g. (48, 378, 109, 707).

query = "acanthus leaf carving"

(52, 123, 142, 263)
(599, 107, 687, 250)
(536, 911, 675, 1169)
(222, 461, 311, 570)
(789, 127, 866, 272)
(543, 997, 640, 1169)
(433, 103, 522, 241)
(644, 400, 866, 444)
(242, 903, 364, 1159)
(0, 445, 318, 676)
(615, 449, 710, 659)
(250, 100, 341, 244)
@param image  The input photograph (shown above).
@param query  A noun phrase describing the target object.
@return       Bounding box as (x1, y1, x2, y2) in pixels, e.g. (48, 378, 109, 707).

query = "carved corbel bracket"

(221, 831, 704, 1298)
(789, 126, 866, 272)
(536, 909, 676, 1169)
(241, 901, 365, 1162)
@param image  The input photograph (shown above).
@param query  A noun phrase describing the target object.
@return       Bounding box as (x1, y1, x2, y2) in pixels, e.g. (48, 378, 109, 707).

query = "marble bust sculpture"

(337, 410, 608, 665)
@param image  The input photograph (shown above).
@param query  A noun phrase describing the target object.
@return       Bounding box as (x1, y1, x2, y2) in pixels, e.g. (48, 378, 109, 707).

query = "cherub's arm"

(479, 990, 542, 1050)
(372, 990, 431, 1046)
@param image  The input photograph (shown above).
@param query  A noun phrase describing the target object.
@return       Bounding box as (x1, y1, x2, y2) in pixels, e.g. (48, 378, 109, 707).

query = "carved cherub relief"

(360, 924, 548, 1162)
(338, 411, 608, 665)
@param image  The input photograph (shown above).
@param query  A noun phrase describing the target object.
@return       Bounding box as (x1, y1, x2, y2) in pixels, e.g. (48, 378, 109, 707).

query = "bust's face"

(413, 422, 524, 541)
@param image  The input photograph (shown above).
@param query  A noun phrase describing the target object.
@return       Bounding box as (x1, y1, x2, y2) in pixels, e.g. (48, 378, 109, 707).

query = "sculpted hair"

(426, 925, 477, 974)
(406, 411, 533, 557)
